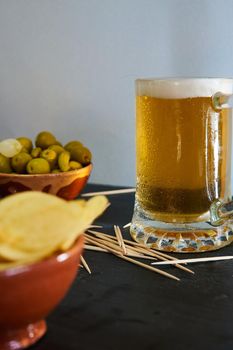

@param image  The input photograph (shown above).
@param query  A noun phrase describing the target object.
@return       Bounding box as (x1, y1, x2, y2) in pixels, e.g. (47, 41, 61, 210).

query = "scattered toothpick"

(84, 244, 108, 253)
(87, 229, 194, 275)
(84, 243, 156, 260)
(152, 256, 233, 266)
(114, 225, 122, 249)
(114, 225, 127, 255)
(123, 222, 131, 228)
(119, 255, 180, 281)
(83, 228, 231, 280)
(80, 255, 91, 274)
(84, 233, 179, 281)
(82, 188, 136, 197)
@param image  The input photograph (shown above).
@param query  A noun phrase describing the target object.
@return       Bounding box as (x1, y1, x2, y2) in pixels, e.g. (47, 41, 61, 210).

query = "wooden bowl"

(0, 235, 84, 350)
(0, 164, 92, 200)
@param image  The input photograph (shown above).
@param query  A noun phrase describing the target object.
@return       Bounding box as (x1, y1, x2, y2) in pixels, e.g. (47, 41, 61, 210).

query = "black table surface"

(33, 183, 233, 350)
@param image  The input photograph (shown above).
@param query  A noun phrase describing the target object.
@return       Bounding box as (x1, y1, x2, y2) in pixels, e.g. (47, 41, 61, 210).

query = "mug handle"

(210, 92, 233, 226)
(210, 199, 233, 226)
(212, 91, 233, 110)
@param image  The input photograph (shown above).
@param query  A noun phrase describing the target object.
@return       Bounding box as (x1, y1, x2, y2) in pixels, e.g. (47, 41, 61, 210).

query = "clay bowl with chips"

(0, 163, 92, 200)
(0, 234, 84, 350)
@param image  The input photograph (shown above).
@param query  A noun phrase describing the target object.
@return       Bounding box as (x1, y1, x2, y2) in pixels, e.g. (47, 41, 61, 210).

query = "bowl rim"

(0, 234, 84, 278)
(0, 163, 92, 178)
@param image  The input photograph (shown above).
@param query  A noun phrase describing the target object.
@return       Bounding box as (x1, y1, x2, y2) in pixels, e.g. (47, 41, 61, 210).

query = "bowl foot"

(0, 320, 47, 350)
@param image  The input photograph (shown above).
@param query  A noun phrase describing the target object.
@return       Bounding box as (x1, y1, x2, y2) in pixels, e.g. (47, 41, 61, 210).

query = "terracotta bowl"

(0, 164, 92, 200)
(0, 235, 84, 350)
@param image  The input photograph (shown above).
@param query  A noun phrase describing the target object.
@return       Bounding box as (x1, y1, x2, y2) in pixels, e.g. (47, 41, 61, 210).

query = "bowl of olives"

(0, 131, 92, 200)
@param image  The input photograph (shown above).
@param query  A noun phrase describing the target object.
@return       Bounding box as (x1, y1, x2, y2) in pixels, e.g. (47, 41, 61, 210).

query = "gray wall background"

(1, 0, 233, 186)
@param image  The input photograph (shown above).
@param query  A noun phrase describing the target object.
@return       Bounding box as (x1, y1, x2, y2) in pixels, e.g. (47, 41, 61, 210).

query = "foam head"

(136, 78, 233, 99)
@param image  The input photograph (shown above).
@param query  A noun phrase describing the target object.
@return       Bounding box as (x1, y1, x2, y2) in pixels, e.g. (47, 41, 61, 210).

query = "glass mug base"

(130, 202, 233, 253)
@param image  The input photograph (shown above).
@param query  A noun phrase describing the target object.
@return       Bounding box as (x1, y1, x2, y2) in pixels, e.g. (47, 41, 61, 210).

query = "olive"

(27, 158, 50, 174)
(35, 131, 57, 150)
(20, 147, 29, 153)
(31, 147, 42, 158)
(0, 133, 92, 174)
(70, 146, 92, 165)
(64, 141, 83, 153)
(69, 160, 82, 170)
(52, 168, 61, 174)
(48, 145, 65, 156)
(0, 154, 12, 173)
(17, 137, 33, 153)
(11, 152, 32, 174)
(0, 139, 22, 158)
(58, 151, 70, 172)
(55, 140, 63, 146)
(41, 149, 57, 169)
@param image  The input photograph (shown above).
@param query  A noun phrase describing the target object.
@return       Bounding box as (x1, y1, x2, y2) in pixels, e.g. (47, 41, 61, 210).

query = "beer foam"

(136, 78, 233, 99)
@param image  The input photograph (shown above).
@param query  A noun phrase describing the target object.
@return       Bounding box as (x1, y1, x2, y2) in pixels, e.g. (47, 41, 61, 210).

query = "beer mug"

(131, 78, 233, 252)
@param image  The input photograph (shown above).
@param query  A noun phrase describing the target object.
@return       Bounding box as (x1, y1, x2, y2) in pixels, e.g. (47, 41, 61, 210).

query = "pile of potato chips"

(0, 192, 108, 270)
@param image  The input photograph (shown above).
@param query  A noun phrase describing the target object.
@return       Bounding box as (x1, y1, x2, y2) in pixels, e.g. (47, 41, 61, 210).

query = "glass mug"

(131, 78, 233, 253)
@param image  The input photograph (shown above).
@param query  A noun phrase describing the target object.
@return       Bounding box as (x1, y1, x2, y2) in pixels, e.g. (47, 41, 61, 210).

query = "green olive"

(11, 152, 32, 174)
(55, 140, 63, 147)
(35, 131, 57, 150)
(52, 168, 61, 174)
(69, 146, 92, 165)
(20, 147, 29, 153)
(31, 147, 42, 158)
(48, 145, 65, 156)
(64, 141, 83, 153)
(0, 154, 12, 173)
(58, 151, 70, 172)
(69, 160, 82, 170)
(17, 137, 33, 153)
(27, 158, 50, 174)
(40, 149, 57, 169)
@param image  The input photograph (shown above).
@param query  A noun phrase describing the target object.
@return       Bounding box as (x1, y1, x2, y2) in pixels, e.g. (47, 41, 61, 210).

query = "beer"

(136, 80, 232, 223)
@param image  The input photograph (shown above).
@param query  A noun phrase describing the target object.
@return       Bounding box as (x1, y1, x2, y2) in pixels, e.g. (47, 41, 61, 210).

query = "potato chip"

(61, 195, 109, 250)
(0, 261, 23, 271)
(0, 191, 108, 270)
(68, 195, 109, 225)
(0, 192, 64, 244)
(0, 244, 36, 261)
(0, 244, 58, 270)
(0, 256, 44, 271)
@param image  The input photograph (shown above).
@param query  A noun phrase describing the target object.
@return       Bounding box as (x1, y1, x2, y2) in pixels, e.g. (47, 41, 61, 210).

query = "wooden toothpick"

(80, 255, 92, 274)
(82, 188, 136, 197)
(152, 256, 233, 266)
(84, 234, 179, 281)
(87, 229, 193, 274)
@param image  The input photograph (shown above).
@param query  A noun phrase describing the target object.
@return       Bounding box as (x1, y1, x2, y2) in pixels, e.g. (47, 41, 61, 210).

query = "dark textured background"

(32, 184, 233, 350)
